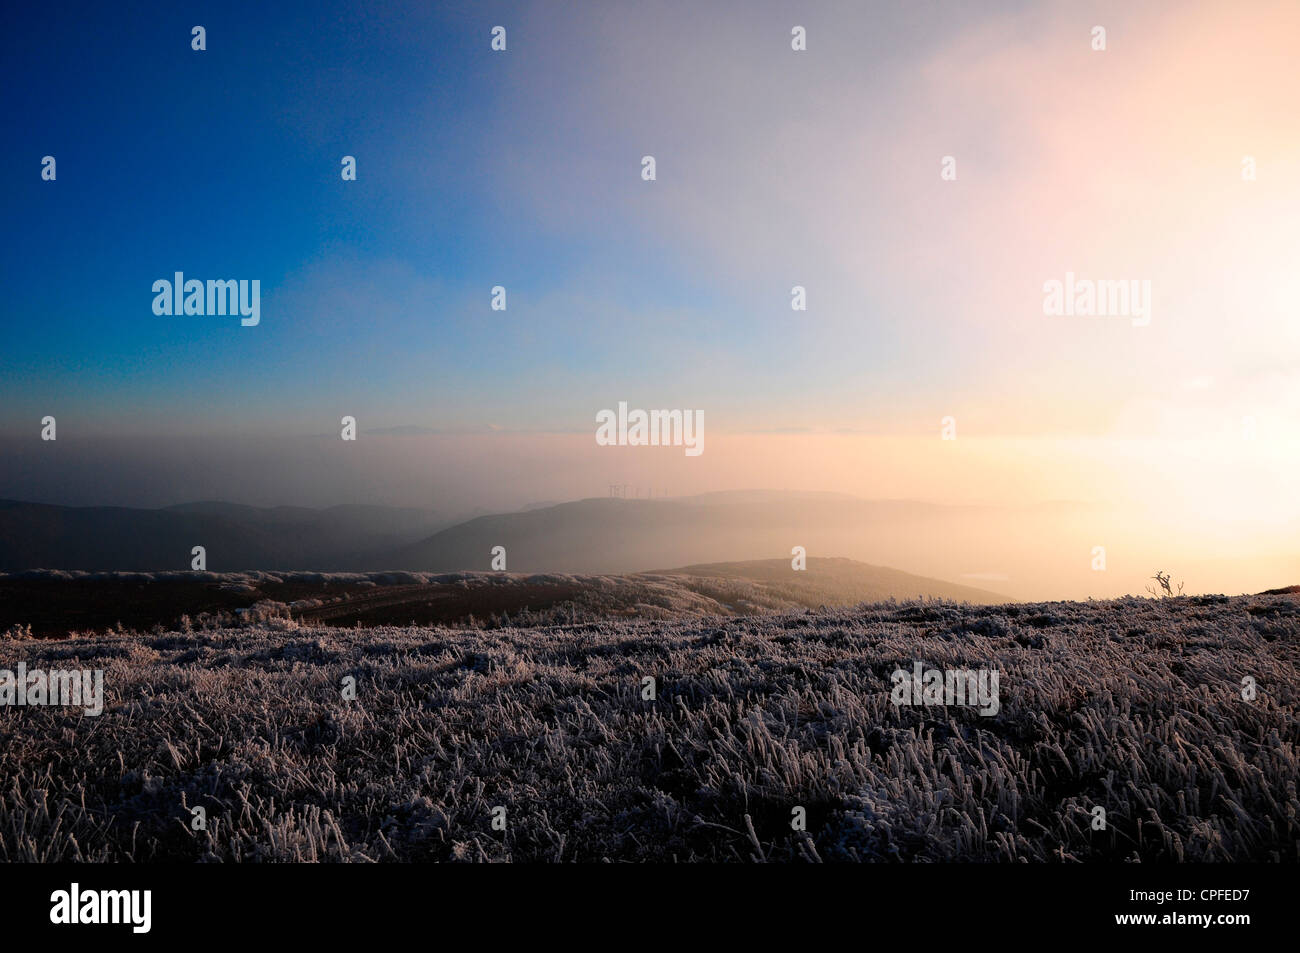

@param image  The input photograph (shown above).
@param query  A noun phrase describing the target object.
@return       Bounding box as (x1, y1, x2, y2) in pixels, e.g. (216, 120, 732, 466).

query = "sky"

(2, 0, 1298, 585)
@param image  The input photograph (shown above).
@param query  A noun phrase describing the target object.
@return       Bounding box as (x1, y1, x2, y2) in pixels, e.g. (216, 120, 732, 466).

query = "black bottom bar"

(3, 862, 1284, 941)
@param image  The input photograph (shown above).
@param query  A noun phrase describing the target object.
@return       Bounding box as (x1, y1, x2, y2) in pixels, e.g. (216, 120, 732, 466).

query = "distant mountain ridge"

(0, 499, 450, 571)
(381, 494, 1035, 574)
(0, 492, 1096, 599)
(1, 492, 989, 573)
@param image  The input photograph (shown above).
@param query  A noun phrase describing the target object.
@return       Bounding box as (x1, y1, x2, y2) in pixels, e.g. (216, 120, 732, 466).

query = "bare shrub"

(1145, 570, 1184, 598)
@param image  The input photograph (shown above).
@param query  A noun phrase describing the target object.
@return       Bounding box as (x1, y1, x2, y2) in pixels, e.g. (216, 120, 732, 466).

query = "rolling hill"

(1, 557, 1006, 637)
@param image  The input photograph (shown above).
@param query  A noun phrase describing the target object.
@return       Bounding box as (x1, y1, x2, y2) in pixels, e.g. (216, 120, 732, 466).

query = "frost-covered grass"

(0, 594, 1295, 862)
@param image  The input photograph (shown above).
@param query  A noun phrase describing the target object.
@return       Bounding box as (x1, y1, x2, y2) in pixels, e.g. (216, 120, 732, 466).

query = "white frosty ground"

(0, 594, 1296, 862)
